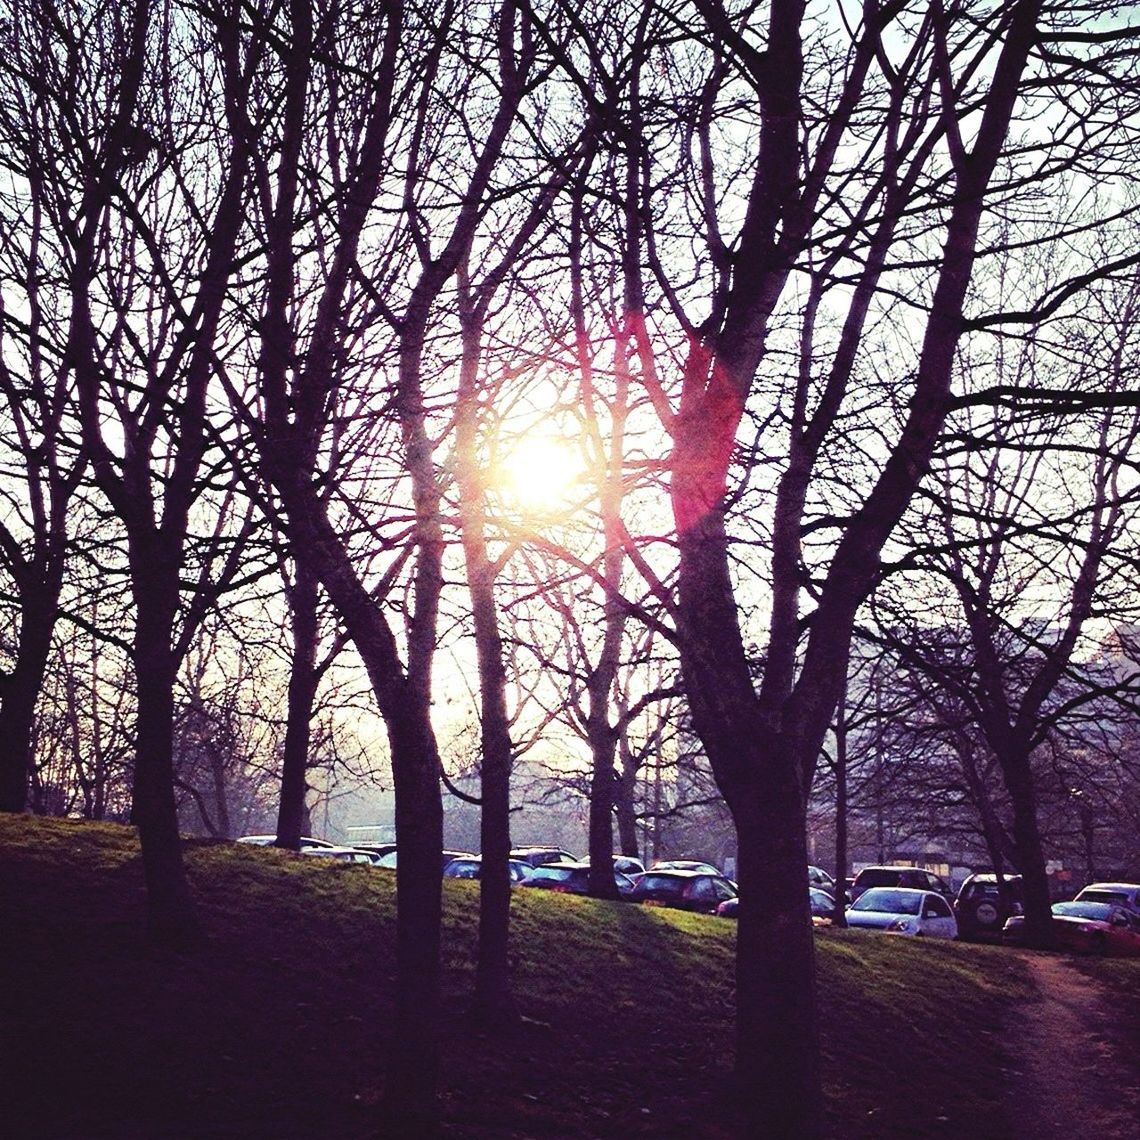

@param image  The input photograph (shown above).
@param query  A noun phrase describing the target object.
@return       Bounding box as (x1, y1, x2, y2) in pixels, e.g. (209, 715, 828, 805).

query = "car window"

(712, 878, 736, 901)
(529, 865, 576, 883)
(637, 874, 686, 895)
(925, 896, 952, 918)
(852, 888, 923, 915)
(689, 878, 717, 901)
(856, 870, 898, 889)
(447, 860, 480, 879)
(1077, 889, 1128, 908)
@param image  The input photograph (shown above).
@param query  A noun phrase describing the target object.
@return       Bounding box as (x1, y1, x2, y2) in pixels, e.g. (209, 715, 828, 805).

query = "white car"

(845, 887, 958, 938)
(1073, 882, 1140, 919)
(298, 845, 377, 865)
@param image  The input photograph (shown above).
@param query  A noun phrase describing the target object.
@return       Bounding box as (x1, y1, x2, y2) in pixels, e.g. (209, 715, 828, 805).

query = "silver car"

(845, 887, 958, 938)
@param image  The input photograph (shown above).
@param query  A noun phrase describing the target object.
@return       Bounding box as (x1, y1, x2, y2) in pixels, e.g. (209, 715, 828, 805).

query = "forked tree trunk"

(266, 471, 444, 1134)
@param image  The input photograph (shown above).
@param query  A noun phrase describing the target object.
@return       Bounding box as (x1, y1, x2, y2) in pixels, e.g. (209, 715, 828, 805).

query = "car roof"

(640, 868, 716, 879)
(856, 865, 928, 874)
(1079, 882, 1140, 892)
(853, 885, 943, 898)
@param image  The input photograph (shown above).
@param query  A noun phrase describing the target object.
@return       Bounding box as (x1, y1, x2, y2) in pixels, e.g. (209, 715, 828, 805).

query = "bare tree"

(872, 280, 1140, 944)
(223, 1, 552, 1126)
(534, 1, 1140, 1132)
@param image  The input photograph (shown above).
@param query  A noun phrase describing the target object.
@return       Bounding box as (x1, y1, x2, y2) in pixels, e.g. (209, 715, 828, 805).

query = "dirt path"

(1005, 952, 1139, 1140)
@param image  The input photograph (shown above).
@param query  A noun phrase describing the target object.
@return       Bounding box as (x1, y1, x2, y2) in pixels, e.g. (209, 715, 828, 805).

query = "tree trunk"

(999, 746, 1055, 948)
(380, 693, 443, 1136)
(832, 698, 848, 927)
(275, 557, 319, 849)
(614, 748, 641, 859)
(455, 302, 516, 1027)
(464, 553, 516, 1026)
(733, 757, 822, 1139)
(131, 560, 201, 950)
(672, 492, 823, 1138)
(586, 722, 620, 900)
(267, 470, 444, 1133)
(0, 578, 60, 812)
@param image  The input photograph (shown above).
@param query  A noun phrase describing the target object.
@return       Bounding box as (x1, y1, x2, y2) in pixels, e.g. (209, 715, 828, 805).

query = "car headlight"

(887, 918, 915, 933)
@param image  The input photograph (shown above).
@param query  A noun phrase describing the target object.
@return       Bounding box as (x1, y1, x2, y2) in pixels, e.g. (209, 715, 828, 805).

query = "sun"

(495, 435, 582, 513)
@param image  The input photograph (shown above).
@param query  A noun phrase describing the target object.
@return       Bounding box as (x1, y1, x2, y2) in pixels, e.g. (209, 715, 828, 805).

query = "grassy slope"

(2, 817, 1041, 1138)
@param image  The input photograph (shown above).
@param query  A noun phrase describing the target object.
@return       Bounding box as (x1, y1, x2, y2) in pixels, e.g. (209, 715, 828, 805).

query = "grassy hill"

(0, 815, 1096, 1138)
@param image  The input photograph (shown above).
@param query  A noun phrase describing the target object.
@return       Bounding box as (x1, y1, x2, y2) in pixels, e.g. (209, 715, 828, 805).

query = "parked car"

(518, 860, 635, 896)
(808, 865, 837, 893)
(630, 869, 738, 914)
(352, 843, 398, 860)
(442, 856, 533, 883)
(236, 834, 337, 848)
(372, 849, 476, 872)
(1002, 900, 1140, 957)
(509, 846, 578, 868)
(850, 865, 955, 902)
(613, 854, 646, 877)
(955, 873, 1023, 941)
(716, 887, 836, 923)
(298, 845, 377, 865)
(1072, 882, 1140, 918)
(845, 887, 959, 938)
(649, 859, 722, 875)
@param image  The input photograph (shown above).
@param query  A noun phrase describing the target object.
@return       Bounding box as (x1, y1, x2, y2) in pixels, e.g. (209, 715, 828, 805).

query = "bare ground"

(1005, 952, 1140, 1140)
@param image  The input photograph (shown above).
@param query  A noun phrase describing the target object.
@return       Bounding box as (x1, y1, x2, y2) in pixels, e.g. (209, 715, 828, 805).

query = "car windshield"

(851, 888, 924, 915)
(1054, 901, 1115, 922)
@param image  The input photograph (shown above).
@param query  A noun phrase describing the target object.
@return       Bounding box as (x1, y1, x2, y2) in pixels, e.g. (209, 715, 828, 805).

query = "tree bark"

(997, 746, 1055, 948)
(275, 558, 319, 849)
(0, 576, 61, 811)
(131, 542, 202, 950)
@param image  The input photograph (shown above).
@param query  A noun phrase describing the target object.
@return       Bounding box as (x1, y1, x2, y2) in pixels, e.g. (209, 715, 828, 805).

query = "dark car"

(630, 869, 738, 914)
(850, 865, 955, 902)
(442, 856, 533, 883)
(518, 860, 635, 896)
(955, 873, 1023, 941)
(716, 887, 835, 922)
(372, 849, 477, 872)
(613, 854, 646, 877)
(509, 846, 578, 868)
(649, 859, 722, 875)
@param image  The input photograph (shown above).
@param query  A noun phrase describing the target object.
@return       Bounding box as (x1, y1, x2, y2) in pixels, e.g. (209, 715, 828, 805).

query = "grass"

(0, 815, 1077, 1138)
